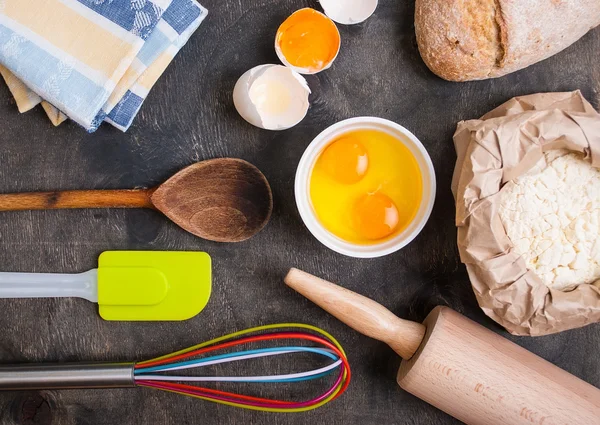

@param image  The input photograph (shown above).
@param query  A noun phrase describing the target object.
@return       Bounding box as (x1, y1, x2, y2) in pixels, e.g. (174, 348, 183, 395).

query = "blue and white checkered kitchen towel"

(0, 0, 206, 132)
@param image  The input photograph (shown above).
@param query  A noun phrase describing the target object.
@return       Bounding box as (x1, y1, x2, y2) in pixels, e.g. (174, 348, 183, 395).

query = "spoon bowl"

(151, 158, 273, 242)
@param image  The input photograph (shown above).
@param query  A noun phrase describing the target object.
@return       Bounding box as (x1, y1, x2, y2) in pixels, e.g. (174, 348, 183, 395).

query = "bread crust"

(416, 0, 600, 81)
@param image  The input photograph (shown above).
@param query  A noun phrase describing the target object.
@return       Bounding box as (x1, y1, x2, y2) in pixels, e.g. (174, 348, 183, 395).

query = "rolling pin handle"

(284, 268, 426, 360)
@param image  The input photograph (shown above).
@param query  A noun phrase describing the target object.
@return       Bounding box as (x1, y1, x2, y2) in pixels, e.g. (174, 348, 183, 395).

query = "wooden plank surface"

(0, 0, 599, 424)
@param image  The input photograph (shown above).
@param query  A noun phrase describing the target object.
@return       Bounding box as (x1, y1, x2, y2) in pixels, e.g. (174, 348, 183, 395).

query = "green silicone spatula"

(0, 251, 211, 321)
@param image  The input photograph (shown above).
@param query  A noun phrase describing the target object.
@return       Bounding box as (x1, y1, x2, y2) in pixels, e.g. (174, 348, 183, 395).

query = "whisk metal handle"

(0, 362, 136, 390)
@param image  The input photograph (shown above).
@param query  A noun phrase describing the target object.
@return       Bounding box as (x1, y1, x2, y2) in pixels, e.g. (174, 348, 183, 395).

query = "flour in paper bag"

(499, 151, 600, 291)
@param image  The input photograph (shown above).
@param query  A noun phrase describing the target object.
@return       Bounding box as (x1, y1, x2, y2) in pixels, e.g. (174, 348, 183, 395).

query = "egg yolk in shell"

(276, 8, 341, 73)
(309, 130, 423, 245)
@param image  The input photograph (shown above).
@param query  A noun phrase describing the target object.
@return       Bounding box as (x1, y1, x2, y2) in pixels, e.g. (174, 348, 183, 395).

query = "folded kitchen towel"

(0, 0, 206, 132)
(0, 64, 67, 125)
(0, 63, 40, 113)
(41, 101, 68, 126)
(105, 0, 206, 131)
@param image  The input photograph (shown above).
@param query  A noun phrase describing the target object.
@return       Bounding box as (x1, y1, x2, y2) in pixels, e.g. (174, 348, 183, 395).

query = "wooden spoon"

(0, 158, 273, 243)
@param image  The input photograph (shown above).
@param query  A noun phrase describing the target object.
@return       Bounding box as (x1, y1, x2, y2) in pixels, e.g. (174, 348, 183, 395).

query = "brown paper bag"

(452, 91, 600, 336)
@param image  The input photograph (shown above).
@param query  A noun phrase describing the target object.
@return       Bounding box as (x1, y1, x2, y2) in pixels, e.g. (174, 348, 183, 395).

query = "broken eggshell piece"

(233, 64, 311, 130)
(320, 0, 378, 25)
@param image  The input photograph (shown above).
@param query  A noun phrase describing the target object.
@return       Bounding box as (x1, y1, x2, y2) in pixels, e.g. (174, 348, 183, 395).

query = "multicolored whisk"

(0, 324, 350, 413)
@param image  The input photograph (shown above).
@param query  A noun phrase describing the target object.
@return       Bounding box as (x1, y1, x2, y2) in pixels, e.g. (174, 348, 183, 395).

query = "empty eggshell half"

(233, 64, 311, 131)
(320, 0, 378, 25)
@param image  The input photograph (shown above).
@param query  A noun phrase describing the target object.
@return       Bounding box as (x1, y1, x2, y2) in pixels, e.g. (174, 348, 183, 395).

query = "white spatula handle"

(0, 269, 98, 302)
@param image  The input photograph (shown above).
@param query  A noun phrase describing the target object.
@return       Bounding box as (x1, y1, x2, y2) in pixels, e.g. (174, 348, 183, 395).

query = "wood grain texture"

(151, 158, 273, 242)
(0, 0, 598, 424)
(0, 158, 272, 243)
(286, 270, 600, 424)
(0, 190, 154, 211)
(285, 268, 426, 360)
(398, 307, 600, 425)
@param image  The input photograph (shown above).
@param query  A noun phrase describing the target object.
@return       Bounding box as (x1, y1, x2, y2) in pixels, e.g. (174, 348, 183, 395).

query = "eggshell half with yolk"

(275, 8, 341, 75)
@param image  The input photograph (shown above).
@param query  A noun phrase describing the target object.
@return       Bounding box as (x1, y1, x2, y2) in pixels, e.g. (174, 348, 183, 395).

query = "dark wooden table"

(0, 1, 599, 424)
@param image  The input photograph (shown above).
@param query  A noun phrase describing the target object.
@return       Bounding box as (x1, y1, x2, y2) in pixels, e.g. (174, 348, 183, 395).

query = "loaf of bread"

(415, 0, 600, 81)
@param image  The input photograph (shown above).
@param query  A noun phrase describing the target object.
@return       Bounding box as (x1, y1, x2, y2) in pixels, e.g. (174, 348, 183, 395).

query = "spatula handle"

(0, 189, 154, 211)
(0, 270, 98, 302)
(284, 268, 426, 360)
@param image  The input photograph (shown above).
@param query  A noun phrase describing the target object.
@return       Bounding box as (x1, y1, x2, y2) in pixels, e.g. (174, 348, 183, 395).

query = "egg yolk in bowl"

(309, 130, 423, 244)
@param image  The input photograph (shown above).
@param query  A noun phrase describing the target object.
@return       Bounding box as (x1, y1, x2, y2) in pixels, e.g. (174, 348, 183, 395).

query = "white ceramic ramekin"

(295, 117, 436, 258)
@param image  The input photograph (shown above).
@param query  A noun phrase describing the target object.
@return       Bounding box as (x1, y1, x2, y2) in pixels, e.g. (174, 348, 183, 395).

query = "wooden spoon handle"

(0, 189, 155, 211)
(284, 268, 426, 360)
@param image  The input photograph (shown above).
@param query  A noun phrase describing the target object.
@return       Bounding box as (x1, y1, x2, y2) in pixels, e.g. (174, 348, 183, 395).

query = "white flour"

(499, 151, 600, 291)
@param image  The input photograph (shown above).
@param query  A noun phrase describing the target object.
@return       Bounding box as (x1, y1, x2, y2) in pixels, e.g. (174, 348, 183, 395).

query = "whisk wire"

(135, 323, 351, 412)
(137, 323, 347, 366)
(135, 346, 338, 374)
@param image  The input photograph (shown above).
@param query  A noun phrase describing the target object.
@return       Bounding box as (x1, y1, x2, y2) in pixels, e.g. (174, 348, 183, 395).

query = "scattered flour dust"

(499, 150, 600, 291)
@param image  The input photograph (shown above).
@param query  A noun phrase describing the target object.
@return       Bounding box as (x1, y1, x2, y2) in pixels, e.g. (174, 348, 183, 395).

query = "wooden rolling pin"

(284, 268, 600, 425)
